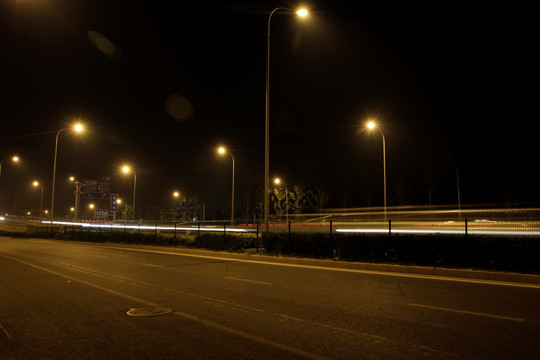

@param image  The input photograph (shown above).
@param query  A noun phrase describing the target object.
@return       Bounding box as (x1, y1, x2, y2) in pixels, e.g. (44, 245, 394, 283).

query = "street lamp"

(50, 123, 84, 222)
(117, 198, 123, 218)
(122, 165, 137, 220)
(172, 191, 180, 222)
(264, 7, 308, 232)
(366, 120, 387, 221)
(32, 180, 44, 220)
(218, 146, 235, 225)
(274, 177, 288, 223)
(0, 155, 20, 178)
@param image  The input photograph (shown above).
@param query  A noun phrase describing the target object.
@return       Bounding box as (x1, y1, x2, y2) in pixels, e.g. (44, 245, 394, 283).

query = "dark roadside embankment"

(2, 227, 539, 276)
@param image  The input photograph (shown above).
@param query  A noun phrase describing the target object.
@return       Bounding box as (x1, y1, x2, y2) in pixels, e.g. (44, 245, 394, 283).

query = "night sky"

(1, 1, 537, 220)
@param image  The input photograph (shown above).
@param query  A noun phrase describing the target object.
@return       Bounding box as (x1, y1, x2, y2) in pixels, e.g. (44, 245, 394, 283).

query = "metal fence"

(1, 207, 540, 238)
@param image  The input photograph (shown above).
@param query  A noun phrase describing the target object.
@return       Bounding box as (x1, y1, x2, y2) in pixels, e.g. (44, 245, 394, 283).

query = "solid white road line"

(3, 254, 329, 360)
(225, 276, 272, 285)
(408, 303, 525, 322)
(101, 245, 540, 289)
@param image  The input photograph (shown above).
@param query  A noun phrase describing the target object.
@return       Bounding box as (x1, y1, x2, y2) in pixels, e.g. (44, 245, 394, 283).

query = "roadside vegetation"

(2, 226, 538, 274)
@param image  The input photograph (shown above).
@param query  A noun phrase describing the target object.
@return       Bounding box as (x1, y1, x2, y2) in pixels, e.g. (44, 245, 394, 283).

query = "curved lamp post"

(0, 155, 20, 178)
(122, 165, 137, 220)
(218, 146, 235, 225)
(264, 7, 308, 232)
(50, 124, 84, 222)
(366, 120, 387, 221)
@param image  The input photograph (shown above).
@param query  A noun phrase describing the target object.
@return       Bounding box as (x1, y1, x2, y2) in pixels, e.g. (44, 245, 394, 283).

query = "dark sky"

(1, 1, 537, 220)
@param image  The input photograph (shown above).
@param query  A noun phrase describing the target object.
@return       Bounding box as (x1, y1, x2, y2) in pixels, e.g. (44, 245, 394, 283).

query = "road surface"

(1, 236, 539, 359)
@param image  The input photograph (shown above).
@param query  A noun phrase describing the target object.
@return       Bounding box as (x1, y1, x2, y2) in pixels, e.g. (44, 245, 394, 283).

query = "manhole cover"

(126, 307, 173, 317)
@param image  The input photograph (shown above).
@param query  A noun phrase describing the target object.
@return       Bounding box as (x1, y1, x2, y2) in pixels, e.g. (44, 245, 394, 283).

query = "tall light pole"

(218, 146, 235, 225)
(122, 165, 137, 221)
(448, 158, 461, 220)
(366, 120, 387, 221)
(274, 177, 288, 223)
(264, 7, 308, 232)
(50, 123, 84, 222)
(32, 180, 43, 220)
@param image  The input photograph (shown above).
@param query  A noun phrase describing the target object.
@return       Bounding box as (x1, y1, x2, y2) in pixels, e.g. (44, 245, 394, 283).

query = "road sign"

(110, 194, 118, 212)
(95, 209, 108, 217)
(83, 179, 111, 199)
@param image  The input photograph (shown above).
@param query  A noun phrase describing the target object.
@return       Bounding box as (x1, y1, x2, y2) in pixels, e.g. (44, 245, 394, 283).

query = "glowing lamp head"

(12, 156, 19, 162)
(296, 8, 308, 17)
(173, 191, 180, 198)
(218, 147, 226, 155)
(274, 178, 281, 185)
(33, 181, 39, 187)
(122, 166, 130, 174)
(367, 121, 376, 130)
(74, 124, 84, 132)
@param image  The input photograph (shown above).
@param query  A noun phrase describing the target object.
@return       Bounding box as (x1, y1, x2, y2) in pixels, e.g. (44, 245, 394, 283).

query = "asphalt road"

(1, 237, 539, 359)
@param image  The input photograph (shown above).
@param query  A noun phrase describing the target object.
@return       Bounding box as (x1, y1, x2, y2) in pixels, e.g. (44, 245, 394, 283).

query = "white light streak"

(45, 220, 249, 233)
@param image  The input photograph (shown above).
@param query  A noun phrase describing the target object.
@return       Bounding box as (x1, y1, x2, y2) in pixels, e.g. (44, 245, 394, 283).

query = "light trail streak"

(46, 220, 249, 233)
(335, 228, 540, 236)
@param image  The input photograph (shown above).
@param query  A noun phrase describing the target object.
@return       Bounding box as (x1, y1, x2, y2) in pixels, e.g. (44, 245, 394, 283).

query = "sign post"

(110, 194, 118, 222)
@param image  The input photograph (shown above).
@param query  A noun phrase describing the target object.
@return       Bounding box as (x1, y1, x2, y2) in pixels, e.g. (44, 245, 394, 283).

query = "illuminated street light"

(366, 120, 387, 221)
(265, 7, 308, 232)
(296, 8, 308, 17)
(89, 203, 95, 218)
(0, 155, 20, 178)
(117, 198, 123, 215)
(172, 191, 180, 222)
(274, 177, 289, 223)
(122, 165, 137, 220)
(218, 146, 235, 225)
(32, 180, 44, 220)
(50, 123, 85, 222)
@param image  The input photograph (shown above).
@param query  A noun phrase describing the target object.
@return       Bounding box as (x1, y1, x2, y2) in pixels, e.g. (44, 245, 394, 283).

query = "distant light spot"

(166, 94, 193, 121)
(87, 30, 122, 61)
